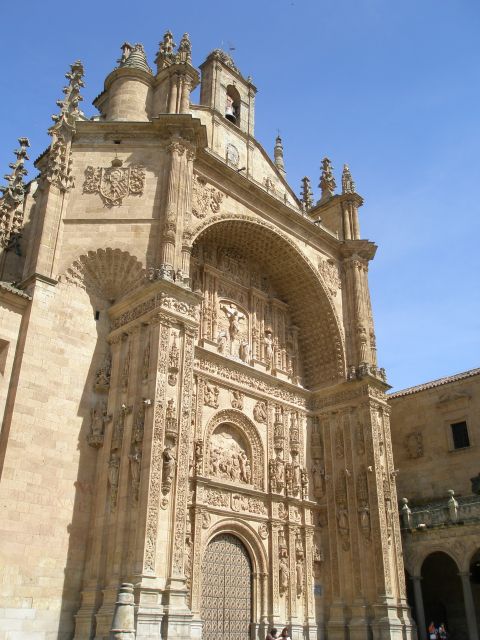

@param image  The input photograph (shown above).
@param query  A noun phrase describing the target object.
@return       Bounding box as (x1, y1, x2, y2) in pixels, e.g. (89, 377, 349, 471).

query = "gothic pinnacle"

(49, 60, 85, 133)
(300, 177, 313, 212)
(0, 138, 30, 203)
(319, 157, 336, 203)
(342, 164, 356, 194)
(0, 137, 30, 248)
(177, 33, 192, 64)
(274, 135, 286, 177)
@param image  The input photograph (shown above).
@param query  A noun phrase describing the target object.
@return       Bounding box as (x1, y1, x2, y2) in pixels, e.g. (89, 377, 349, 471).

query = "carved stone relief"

(318, 258, 341, 297)
(83, 159, 145, 207)
(208, 425, 252, 485)
(192, 173, 224, 219)
(404, 431, 424, 459)
(253, 400, 267, 423)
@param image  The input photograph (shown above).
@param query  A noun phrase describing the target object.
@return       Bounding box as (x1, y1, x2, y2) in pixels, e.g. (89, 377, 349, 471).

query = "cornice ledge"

(339, 239, 377, 261)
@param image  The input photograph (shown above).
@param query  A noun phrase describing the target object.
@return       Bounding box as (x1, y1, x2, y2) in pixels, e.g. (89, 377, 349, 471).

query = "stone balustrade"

(399, 491, 480, 531)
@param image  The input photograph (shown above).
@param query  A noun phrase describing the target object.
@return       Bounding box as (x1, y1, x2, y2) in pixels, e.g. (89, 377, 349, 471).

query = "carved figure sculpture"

(217, 330, 228, 354)
(239, 339, 250, 363)
(264, 330, 274, 365)
(204, 382, 219, 408)
(253, 400, 267, 423)
(312, 460, 324, 497)
(221, 303, 245, 342)
(296, 559, 304, 595)
(162, 446, 176, 493)
(108, 452, 120, 508)
(279, 553, 289, 594)
(129, 445, 142, 500)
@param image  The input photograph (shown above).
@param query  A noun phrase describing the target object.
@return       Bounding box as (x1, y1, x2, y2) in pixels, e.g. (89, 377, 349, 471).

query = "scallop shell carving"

(63, 248, 145, 302)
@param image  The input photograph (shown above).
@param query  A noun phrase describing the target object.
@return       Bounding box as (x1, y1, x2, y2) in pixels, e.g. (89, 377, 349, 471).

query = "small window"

(451, 421, 470, 449)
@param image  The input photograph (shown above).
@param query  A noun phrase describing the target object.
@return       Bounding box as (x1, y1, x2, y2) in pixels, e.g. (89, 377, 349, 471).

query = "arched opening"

(470, 549, 480, 637)
(201, 533, 252, 640)
(421, 552, 464, 640)
(225, 85, 241, 125)
(190, 219, 345, 389)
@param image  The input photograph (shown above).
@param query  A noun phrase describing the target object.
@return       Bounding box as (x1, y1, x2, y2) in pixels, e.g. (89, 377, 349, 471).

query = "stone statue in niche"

(204, 382, 219, 408)
(217, 330, 228, 354)
(194, 439, 203, 475)
(87, 402, 111, 448)
(108, 452, 120, 508)
(209, 426, 251, 484)
(311, 460, 325, 498)
(217, 301, 248, 360)
(129, 444, 142, 500)
(162, 445, 176, 493)
(264, 330, 274, 366)
(301, 468, 309, 499)
(239, 339, 249, 363)
(279, 550, 289, 595)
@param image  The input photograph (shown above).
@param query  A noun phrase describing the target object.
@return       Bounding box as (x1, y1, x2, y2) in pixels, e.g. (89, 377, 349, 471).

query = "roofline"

(389, 367, 480, 399)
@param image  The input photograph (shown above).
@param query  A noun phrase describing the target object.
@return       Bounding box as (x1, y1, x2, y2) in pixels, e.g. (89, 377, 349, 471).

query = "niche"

(225, 85, 241, 125)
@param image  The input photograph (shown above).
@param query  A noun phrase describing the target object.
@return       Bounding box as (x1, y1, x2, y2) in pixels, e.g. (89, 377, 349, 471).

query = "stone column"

(459, 572, 479, 640)
(410, 576, 426, 640)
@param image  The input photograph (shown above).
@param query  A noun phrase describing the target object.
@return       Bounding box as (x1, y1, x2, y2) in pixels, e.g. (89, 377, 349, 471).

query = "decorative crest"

(319, 157, 336, 202)
(342, 164, 356, 194)
(300, 176, 313, 211)
(49, 61, 85, 133)
(83, 158, 146, 207)
(0, 138, 30, 250)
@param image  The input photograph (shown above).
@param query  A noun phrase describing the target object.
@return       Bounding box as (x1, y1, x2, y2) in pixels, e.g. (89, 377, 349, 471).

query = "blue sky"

(1, 0, 479, 391)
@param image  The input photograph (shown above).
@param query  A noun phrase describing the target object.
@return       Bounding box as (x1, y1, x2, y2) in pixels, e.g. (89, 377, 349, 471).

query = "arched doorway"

(201, 533, 252, 640)
(421, 552, 464, 639)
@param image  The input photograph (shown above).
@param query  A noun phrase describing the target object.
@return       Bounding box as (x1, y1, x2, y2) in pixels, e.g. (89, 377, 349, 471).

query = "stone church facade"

(0, 34, 414, 640)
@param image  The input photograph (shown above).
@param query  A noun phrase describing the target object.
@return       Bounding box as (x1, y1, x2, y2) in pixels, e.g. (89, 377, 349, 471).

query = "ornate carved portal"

(201, 534, 252, 640)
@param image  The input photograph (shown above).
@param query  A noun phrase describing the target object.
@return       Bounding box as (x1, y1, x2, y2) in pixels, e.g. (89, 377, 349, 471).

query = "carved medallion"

(83, 158, 145, 207)
(192, 173, 223, 218)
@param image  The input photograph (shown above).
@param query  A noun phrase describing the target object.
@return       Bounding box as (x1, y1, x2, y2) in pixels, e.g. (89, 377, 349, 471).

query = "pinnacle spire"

(0, 138, 30, 249)
(49, 60, 85, 133)
(319, 157, 336, 203)
(118, 42, 152, 75)
(177, 33, 192, 64)
(342, 164, 356, 194)
(274, 135, 286, 177)
(300, 176, 313, 212)
(155, 30, 177, 71)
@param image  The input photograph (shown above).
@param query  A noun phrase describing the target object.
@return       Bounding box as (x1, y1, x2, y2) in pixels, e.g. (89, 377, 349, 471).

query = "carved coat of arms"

(192, 173, 223, 218)
(83, 158, 145, 206)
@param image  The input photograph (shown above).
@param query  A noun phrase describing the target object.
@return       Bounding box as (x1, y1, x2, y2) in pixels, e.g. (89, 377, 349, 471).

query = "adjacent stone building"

(0, 34, 413, 639)
(390, 368, 480, 640)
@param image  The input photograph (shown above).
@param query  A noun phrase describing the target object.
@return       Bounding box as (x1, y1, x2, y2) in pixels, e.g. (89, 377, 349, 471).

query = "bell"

(225, 96, 237, 123)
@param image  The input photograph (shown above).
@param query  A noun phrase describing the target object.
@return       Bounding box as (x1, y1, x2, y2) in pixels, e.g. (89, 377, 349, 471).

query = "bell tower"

(199, 49, 256, 137)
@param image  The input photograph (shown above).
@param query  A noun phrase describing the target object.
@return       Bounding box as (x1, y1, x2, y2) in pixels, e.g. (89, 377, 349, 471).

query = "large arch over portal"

(189, 216, 346, 389)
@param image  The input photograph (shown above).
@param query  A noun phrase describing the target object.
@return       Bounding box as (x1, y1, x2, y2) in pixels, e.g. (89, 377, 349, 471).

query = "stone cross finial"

(274, 135, 286, 177)
(177, 33, 192, 64)
(342, 163, 356, 194)
(119, 42, 133, 65)
(0, 137, 30, 250)
(50, 60, 85, 133)
(300, 176, 313, 212)
(319, 157, 336, 202)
